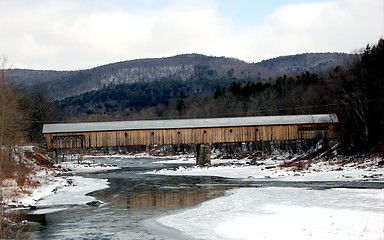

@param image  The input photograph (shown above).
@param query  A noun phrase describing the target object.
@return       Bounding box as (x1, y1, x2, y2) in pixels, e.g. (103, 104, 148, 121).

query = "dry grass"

(0, 147, 36, 239)
(279, 160, 310, 171)
(0, 209, 30, 240)
(25, 148, 54, 168)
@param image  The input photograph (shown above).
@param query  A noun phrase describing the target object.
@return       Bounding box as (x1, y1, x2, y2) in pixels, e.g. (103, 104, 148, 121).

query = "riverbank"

(147, 154, 384, 240)
(1, 149, 120, 239)
(156, 187, 384, 240)
(2, 150, 383, 239)
(1, 146, 119, 208)
(149, 153, 384, 181)
(16, 163, 119, 208)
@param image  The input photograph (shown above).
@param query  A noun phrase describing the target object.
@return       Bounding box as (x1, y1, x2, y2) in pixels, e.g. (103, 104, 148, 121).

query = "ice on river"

(35, 176, 110, 206)
(158, 187, 384, 240)
(152, 157, 384, 240)
(17, 175, 110, 209)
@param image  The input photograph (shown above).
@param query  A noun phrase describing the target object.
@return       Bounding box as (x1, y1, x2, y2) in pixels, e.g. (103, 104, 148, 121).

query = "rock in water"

(86, 200, 104, 207)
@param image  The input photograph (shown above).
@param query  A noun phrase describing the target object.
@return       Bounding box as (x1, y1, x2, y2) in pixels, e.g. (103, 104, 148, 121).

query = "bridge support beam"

(196, 144, 211, 166)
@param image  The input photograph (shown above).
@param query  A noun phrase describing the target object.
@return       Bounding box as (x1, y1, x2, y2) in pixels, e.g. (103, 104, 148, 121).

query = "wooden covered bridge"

(43, 114, 338, 165)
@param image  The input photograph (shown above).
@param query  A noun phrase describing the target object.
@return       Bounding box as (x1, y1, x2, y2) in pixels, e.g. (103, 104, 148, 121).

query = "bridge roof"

(42, 114, 338, 134)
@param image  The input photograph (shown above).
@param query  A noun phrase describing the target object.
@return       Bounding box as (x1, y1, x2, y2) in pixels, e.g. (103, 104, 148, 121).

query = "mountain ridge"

(8, 52, 356, 99)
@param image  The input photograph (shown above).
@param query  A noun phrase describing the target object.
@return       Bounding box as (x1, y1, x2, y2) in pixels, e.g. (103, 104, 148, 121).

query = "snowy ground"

(26, 160, 121, 208)
(6, 161, 117, 210)
(150, 155, 384, 182)
(1, 146, 118, 209)
(57, 160, 121, 173)
(148, 156, 384, 240)
(158, 187, 384, 240)
(33, 176, 109, 207)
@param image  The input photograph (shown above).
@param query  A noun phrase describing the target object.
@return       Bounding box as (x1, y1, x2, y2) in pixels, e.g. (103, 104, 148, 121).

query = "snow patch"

(147, 157, 384, 182)
(57, 161, 120, 173)
(35, 176, 110, 207)
(158, 187, 384, 240)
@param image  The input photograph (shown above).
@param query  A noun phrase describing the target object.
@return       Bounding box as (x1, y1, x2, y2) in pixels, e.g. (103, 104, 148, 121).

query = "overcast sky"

(1, 0, 383, 70)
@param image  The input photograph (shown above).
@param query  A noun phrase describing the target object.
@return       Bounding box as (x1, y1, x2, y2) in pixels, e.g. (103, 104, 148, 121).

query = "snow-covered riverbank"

(21, 162, 120, 208)
(3, 160, 119, 209)
(147, 155, 384, 240)
(157, 187, 383, 240)
(149, 155, 384, 182)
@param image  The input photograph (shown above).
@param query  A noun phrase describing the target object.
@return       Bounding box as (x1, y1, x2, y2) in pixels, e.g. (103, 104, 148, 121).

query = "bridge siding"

(45, 123, 335, 149)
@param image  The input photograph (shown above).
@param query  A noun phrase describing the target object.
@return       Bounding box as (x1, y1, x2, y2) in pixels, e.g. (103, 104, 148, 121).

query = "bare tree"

(25, 84, 57, 143)
(0, 57, 26, 146)
(0, 57, 31, 239)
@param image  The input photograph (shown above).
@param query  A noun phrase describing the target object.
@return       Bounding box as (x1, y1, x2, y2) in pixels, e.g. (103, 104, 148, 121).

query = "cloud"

(255, 0, 383, 56)
(0, 0, 382, 70)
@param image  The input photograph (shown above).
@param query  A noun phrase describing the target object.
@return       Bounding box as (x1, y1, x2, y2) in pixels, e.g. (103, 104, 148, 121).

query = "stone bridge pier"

(196, 144, 211, 166)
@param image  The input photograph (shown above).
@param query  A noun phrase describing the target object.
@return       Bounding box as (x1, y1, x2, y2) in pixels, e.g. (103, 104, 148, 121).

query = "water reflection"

(92, 176, 229, 210)
(26, 173, 233, 239)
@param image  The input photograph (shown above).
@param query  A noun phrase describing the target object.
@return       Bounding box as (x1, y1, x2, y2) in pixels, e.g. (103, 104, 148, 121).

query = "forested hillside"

(58, 77, 242, 119)
(258, 52, 356, 75)
(9, 53, 353, 99)
(53, 52, 354, 119)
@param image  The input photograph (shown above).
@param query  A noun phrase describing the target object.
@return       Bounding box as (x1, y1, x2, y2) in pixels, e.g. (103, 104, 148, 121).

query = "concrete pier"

(196, 144, 211, 166)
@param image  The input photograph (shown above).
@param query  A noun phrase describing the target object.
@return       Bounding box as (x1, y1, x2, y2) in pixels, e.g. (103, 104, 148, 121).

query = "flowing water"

(23, 156, 383, 240)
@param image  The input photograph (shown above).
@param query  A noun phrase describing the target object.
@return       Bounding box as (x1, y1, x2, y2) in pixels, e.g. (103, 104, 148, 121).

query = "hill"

(258, 52, 357, 75)
(8, 53, 355, 99)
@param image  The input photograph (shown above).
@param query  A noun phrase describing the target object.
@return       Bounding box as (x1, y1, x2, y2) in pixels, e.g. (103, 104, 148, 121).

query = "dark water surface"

(25, 156, 383, 240)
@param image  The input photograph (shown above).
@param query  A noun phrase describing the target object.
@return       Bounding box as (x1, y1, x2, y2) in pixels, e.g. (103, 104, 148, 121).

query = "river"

(24, 156, 383, 240)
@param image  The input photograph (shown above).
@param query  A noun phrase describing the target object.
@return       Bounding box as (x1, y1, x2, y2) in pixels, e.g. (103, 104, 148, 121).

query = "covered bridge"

(43, 114, 338, 165)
